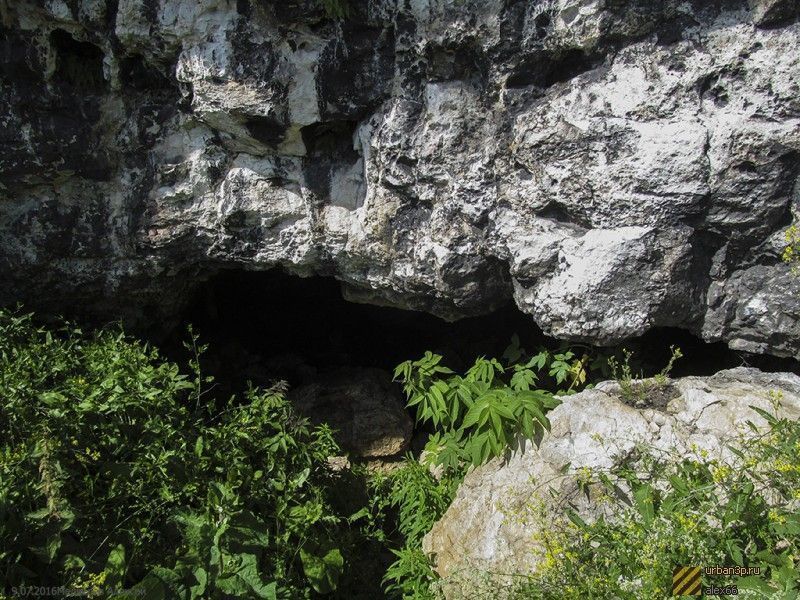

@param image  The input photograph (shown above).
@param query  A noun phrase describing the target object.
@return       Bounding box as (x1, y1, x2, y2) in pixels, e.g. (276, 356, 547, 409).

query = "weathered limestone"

(1, 1, 799, 356)
(422, 368, 800, 596)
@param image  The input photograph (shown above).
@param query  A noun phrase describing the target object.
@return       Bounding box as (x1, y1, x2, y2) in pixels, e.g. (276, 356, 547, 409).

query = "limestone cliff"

(1, 0, 799, 356)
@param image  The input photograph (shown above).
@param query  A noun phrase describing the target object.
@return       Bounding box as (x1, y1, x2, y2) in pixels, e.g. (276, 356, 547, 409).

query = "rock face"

(289, 368, 413, 457)
(1, 1, 799, 356)
(422, 368, 800, 594)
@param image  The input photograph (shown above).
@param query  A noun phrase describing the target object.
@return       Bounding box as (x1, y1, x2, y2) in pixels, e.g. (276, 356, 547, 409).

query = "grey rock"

(289, 368, 413, 458)
(422, 368, 800, 597)
(749, 0, 800, 26)
(1, 1, 800, 356)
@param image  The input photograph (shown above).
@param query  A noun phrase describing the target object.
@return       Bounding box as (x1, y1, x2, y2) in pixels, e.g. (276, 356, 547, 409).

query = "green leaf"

(737, 575, 776, 594)
(190, 567, 208, 599)
(194, 436, 204, 457)
(216, 574, 251, 595)
(511, 368, 536, 391)
(532, 351, 549, 371)
(633, 484, 655, 525)
(748, 405, 778, 425)
(429, 384, 445, 415)
(27, 507, 52, 520)
(726, 540, 744, 566)
(565, 508, 587, 528)
(300, 545, 344, 594)
(234, 553, 278, 598)
(462, 402, 484, 429)
(104, 543, 126, 585)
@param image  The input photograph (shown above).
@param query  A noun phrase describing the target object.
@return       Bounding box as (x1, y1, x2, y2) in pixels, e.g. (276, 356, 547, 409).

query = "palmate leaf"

(460, 399, 482, 430)
(393, 360, 412, 381)
(406, 391, 425, 408)
(461, 393, 518, 465)
(445, 383, 462, 425)
(549, 359, 571, 384)
(530, 350, 549, 371)
(412, 351, 443, 376)
(426, 383, 447, 427)
(395, 348, 563, 470)
(511, 367, 537, 391)
(465, 431, 490, 466)
(466, 357, 504, 384)
(489, 410, 504, 441)
(423, 429, 466, 471)
(515, 389, 553, 429)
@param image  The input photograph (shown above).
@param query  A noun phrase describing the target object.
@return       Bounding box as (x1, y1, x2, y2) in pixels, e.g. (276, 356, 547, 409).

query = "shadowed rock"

(290, 368, 413, 458)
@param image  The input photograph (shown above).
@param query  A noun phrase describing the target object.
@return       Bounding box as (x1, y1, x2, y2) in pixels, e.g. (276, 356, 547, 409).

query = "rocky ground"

(422, 367, 800, 597)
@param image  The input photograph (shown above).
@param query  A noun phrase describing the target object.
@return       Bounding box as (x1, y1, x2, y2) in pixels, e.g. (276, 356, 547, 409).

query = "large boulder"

(290, 368, 413, 458)
(1, 1, 800, 357)
(422, 368, 800, 595)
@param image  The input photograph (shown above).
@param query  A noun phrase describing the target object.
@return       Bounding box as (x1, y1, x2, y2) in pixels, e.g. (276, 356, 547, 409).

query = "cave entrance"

(172, 268, 543, 392)
(167, 269, 799, 399)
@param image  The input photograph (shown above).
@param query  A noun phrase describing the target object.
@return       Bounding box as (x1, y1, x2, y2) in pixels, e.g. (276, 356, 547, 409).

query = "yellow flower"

(72, 570, 108, 592)
(768, 509, 787, 525)
(712, 464, 732, 483)
(576, 466, 593, 485)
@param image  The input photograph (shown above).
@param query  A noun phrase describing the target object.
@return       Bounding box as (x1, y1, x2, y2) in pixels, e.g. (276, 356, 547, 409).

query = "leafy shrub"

(393, 341, 590, 469)
(369, 461, 460, 600)
(0, 310, 359, 598)
(506, 403, 800, 599)
(375, 340, 593, 598)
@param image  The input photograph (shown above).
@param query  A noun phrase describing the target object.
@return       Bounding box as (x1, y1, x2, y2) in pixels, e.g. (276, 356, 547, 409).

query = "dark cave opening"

(166, 269, 797, 397)
(301, 120, 358, 157)
(506, 48, 599, 89)
(50, 29, 106, 92)
(119, 54, 173, 92)
(169, 269, 542, 392)
(245, 115, 287, 147)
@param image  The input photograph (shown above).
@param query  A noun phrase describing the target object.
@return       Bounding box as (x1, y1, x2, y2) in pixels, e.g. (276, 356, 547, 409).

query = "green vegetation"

(503, 401, 800, 598)
(3, 308, 793, 599)
(607, 345, 683, 406)
(0, 310, 368, 598)
(395, 351, 557, 469)
(370, 462, 459, 599)
(373, 341, 595, 597)
(784, 223, 800, 273)
(320, 0, 350, 19)
(0, 310, 573, 599)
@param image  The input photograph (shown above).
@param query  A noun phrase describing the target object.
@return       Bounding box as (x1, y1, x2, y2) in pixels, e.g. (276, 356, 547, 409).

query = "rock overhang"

(0, 0, 798, 358)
